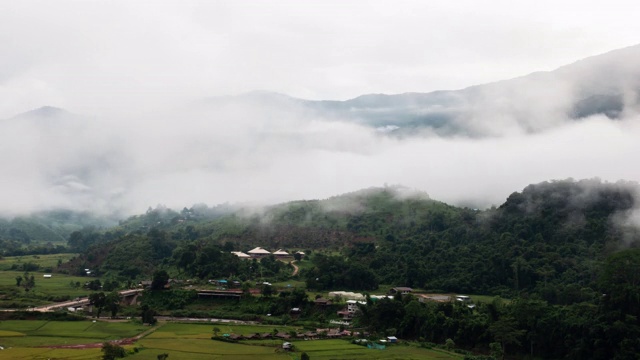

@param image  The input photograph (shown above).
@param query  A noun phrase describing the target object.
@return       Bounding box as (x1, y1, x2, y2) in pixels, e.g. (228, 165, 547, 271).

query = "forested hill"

(66, 179, 640, 302)
(0, 210, 118, 255)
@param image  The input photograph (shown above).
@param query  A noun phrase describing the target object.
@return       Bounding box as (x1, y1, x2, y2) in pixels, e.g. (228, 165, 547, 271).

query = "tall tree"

(151, 270, 170, 291)
(89, 292, 107, 318)
(101, 342, 126, 360)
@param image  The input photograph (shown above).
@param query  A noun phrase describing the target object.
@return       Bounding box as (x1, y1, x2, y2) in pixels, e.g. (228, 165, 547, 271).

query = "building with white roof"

(231, 251, 251, 259)
(247, 247, 271, 258)
(272, 249, 290, 257)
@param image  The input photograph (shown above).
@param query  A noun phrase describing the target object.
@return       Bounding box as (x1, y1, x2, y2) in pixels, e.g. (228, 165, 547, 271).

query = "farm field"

(0, 254, 78, 271)
(145, 322, 302, 339)
(0, 346, 103, 360)
(0, 320, 146, 347)
(291, 339, 463, 360)
(0, 270, 99, 306)
(0, 320, 146, 359)
(0, 320, 464, 360)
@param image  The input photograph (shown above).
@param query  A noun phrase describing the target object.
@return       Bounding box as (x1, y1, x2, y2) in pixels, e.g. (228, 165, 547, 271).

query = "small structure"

(247, 247, 271, 258)
(295, 251, 305, 258)
(328, 291, 365, 300)
(347, 300, 366, 312)
(314, 298, 332, 306)
(282, 342, 292, 350)
(456, 295, 471, 302)
(389, 287, 413, 295)
(338, 300, 366, 319)
(231, 251, 251, 259)
(43, 274, 52, 278)
(387, 336, 398, 343)
(272, 249, 290, 258)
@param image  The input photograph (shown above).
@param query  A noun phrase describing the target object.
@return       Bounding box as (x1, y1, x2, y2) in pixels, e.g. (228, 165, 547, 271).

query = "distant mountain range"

(192, 44, 640, 136)
(6, 44, 640, 137)
(2, 44, 639, 217)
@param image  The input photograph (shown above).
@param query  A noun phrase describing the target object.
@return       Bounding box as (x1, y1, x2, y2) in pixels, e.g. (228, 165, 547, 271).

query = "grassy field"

(147, 322, 300, 339)
(292, 340, 463, 360)
(0, 321, 464, 360)
(0, 270, 99, 307)
(0, 253, 78, 271)
(0, 346, 103, 360)
(136, 338, 289, 359)
(0, 320, 147, 347)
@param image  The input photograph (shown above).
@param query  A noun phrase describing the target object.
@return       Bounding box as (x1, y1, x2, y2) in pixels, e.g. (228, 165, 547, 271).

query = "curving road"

(1, 289, 144, 312)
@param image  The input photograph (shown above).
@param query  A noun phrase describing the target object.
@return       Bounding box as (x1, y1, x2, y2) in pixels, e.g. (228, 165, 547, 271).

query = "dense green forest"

(0, 210, 117, 256)
(59, 179, 640, 302)
(4, 178, 640, 358)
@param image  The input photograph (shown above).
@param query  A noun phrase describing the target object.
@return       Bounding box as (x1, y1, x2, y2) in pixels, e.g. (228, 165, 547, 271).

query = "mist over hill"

(59, 179, 640, 295)
(2, 45, 640, 215)
(198, 44, 640, 136)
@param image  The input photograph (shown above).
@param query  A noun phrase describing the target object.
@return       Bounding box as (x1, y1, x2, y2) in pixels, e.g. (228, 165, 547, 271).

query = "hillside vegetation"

(0, 210, 117, 256)
(60, 179, 640, 303)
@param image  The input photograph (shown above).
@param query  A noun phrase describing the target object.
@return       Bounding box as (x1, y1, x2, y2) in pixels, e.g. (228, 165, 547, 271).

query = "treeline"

(358, 248, 640, 360)
(0, 210, 116, 252)
(66, 180, 640, 302)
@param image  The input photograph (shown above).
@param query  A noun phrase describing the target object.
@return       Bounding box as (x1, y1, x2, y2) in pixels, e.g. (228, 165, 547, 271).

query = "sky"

(2, 0, 640, 118)
(1, 1, 640, 215)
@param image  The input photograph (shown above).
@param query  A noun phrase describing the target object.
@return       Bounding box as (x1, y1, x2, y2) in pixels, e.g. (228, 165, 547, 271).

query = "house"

(389, 287, 413, 295)
(338, 300, 366, 319)
(43, 274, 52, 278)
(387, 336, 398, 343)
(282, 342, 292, 350)
(347, 300, 366, 312)
(231, 251, 251, 259)
(314, 298, 333, 306)
(295, 251, 305, 259)
(456, 295, 471, 302)
(247, 247, 271, 258)
(272, 249, 290, 258)
(290, 307, 301, 317)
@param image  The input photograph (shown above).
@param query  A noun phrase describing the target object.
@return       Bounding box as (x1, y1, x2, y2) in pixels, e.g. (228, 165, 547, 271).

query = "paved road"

(1, 288, 144, 312)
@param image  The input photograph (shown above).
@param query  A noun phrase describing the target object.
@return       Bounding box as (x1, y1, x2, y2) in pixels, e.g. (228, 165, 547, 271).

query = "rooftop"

(248, 247, 271, 254)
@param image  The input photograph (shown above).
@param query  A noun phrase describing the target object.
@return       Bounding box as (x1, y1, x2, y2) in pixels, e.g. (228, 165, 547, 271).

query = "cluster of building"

(231, 247, 305, 259)
(221, 328, 355, 342)
(325, 288, 475, 320)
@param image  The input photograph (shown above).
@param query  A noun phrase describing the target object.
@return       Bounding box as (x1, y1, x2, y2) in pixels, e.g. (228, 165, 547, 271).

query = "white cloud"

(2, 1, 640, 215)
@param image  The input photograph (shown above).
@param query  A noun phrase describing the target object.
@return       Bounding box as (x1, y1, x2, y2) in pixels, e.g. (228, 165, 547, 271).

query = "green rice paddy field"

(0, 254, 78, 271)
(0, 270, 100, 308)
(0, 321, 463, 360)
